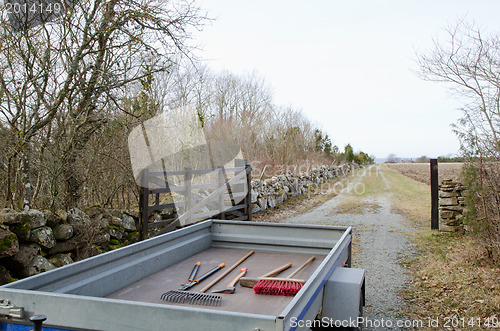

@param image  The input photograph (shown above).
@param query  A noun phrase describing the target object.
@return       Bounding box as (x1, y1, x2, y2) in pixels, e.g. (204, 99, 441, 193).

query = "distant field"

(385, 162, 463, 185)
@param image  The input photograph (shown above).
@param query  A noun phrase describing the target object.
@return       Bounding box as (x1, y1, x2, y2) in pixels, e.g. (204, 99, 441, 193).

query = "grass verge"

(381, 164, 431, 224)
(405, 231, 500, 328)
(380, 165, 500, 329)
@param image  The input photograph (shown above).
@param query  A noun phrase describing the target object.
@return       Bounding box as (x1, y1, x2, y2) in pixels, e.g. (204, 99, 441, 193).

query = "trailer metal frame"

(0, 220, 360, 331)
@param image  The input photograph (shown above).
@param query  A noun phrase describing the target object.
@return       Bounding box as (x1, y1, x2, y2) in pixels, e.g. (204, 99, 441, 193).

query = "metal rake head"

(160, 290, 222, 306)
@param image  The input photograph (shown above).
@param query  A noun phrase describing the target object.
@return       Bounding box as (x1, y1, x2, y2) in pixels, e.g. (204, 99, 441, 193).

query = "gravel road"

(282, 165, 413, 330)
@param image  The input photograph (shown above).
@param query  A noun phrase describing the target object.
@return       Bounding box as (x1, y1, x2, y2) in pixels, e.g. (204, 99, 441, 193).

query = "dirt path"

(281, 165, 413, 329)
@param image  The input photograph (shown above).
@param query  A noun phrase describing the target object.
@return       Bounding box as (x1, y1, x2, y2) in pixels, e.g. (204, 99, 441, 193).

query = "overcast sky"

(193, 1, 500, 159)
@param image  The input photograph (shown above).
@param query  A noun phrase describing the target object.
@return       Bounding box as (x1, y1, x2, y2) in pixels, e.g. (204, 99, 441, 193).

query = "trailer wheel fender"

(320, 267, 365, 330)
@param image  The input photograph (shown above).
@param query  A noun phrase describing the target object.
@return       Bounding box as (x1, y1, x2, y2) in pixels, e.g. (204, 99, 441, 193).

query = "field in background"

(386, 162, 463, 185)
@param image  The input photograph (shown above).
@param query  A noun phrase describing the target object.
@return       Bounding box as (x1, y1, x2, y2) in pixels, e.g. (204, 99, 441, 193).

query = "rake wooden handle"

(287, 256, 315, 279)
(200, 250, 254, 293)
(262, 263, 293, 277)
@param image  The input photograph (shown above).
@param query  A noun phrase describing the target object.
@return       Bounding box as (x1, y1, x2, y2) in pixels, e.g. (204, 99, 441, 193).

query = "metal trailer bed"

(0, 220, 365, 331)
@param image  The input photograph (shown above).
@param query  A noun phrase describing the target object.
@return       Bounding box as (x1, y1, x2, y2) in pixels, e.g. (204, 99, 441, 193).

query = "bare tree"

(0, 0, 206, 208)
(417, 19, 500, 262)
(386, 154, 400, 163)
(417, 20, 500, 151)
(416, 155, 429, 163)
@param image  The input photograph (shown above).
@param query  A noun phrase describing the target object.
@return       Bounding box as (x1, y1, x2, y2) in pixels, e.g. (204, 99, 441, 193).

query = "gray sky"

(194, 0, 500, 159)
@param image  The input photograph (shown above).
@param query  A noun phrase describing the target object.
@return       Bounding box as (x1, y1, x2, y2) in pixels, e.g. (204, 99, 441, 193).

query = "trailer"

(0, 220, 365, 331)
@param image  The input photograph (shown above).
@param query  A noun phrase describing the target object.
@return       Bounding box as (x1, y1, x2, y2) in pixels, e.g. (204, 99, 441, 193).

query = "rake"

(161, 250, 254, 306)
(253, 256, 315, 296)
(160, 289, 222, 306)
(161, 263, 225, 306)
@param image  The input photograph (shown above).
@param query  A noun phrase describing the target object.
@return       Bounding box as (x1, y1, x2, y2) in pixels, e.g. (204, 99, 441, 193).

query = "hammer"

(211, 268, 248, 294)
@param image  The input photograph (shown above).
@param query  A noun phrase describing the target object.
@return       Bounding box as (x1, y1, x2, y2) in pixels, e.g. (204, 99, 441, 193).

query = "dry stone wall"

(250, 163, 359, 212)
(439, 179, 468, 232)
(0, 207, 139, 284)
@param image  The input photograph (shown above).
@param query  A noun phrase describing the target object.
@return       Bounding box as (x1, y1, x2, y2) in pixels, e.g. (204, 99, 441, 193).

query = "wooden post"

(245, 160, 252, 222)
(185, 167, 192, 215)
(218, 167, 226, 220)
(234, 159, 246, 220)
(139, 169, 149, 241)
(430, 159, 439, 230)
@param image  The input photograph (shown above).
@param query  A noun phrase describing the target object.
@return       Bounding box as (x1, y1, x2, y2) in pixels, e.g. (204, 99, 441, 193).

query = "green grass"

(380, 165, 431, 223)
(333, 165, 396, 213)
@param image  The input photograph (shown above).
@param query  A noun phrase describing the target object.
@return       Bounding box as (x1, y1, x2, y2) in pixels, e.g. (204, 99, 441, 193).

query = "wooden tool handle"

(287, 256, 315, 278)
(261, 263, 293, 277)
(228, 268, 247, 287)
(200, 250, 254, 293)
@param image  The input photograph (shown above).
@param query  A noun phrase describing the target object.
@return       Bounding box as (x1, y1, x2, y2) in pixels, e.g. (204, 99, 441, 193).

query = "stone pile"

(439, 179, 468, 232)
(251, 163, 358, 212)
(0, 207, 140, 284)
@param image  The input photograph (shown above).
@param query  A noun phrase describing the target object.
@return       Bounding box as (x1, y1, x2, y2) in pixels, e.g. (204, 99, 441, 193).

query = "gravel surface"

(282, 165, 413, 330)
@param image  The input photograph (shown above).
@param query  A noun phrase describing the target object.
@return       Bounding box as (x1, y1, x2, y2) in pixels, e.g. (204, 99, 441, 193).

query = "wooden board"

(106, 247, 325, 315)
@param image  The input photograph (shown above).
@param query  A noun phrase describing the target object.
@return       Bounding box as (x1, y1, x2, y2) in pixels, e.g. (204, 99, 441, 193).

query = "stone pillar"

(439, 179, 467, 232)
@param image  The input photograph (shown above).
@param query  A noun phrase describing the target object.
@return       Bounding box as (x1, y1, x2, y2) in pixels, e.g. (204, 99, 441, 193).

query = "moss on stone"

(10, 221, 31, 240)
(0, 233, 17, 253)
(109, 243, 123, 250)
(93, 244, 106, 254)
(126, 231, 140, 244)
